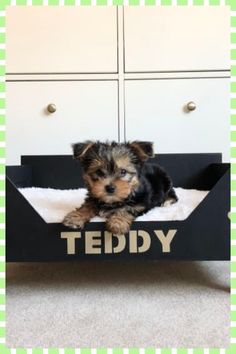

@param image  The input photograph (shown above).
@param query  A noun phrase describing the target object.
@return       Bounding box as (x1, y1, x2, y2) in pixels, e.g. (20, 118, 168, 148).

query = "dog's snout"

(105, 184, 116, 194)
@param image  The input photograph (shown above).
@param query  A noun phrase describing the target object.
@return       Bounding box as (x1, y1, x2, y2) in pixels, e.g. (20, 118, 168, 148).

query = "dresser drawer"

(7, 81, 118, 165)
(6, 6, 117, 74)
(124, 7, 230, 72)
(125, 78, 229, 161)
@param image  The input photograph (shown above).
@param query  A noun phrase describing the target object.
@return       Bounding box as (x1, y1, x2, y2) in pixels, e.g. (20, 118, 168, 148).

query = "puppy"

(63, 141, 178, 235)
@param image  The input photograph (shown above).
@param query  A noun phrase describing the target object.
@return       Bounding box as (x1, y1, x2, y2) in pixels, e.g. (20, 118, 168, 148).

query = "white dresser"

(6, 6, 230, 164)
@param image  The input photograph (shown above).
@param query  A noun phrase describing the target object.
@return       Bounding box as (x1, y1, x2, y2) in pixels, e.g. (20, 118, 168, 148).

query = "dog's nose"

(105, 184, 116, 194)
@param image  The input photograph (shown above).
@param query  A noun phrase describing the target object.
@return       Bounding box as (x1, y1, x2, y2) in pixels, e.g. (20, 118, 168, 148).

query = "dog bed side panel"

(21, 155, 85, 189)
(176, 167, 230, 260)
(21, 153, 222, 189)
(6, 165, 32, 188)
(155, 153, 222, 188)
(6, 177, 48, 261)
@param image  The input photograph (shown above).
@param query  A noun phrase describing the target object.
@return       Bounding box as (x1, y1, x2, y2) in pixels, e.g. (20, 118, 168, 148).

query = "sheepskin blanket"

(18, 187, 209, 223)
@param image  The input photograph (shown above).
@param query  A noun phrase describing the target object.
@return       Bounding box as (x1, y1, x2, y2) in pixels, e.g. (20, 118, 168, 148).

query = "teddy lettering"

(61, 229, 177, 255)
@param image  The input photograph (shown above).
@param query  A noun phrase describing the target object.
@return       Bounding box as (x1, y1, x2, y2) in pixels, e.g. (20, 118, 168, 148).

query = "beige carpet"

(6, 261, 230, 348)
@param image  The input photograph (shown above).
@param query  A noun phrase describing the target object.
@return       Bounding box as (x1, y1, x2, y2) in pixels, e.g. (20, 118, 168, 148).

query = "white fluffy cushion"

(19, 187, 208, 223)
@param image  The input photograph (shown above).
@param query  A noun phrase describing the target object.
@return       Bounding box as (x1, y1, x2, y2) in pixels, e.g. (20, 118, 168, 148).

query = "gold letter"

(129, 230, 151, 253)
(113, 234, 126, 253)
(138, 230, 151, 253)
(104, 232, 112, 253)
(129, 231, 138, 253)
(154, 229, 177, 253)
(85, 231, 102, 254)
(61, 232, 81, 255)
(104, 232, 126, 253)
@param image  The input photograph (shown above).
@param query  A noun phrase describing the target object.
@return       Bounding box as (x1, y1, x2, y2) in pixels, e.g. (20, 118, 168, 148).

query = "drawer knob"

(47, 103, 57, 113)
(186, 101, 196, 111)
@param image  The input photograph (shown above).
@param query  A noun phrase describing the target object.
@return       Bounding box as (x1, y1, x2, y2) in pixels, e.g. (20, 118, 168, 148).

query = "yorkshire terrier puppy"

(63, 141, 178, 235)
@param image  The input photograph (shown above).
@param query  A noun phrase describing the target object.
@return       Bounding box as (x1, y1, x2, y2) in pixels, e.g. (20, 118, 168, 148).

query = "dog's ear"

(128, 141, 154, 162)
(72, 141, 94, 161)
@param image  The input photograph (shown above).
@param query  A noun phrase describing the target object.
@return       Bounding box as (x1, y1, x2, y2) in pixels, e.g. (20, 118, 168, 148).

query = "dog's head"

(72, 140, 154, 203)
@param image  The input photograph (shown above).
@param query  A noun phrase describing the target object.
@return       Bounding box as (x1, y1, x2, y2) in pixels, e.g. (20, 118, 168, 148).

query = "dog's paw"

(162, 199, 173, 207)
(106, 216, 131, 235)
(63, 210, 85, 229)
(162, 197, 178, 207)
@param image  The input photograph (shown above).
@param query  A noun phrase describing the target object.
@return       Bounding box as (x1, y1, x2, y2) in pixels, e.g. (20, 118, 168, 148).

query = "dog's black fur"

(124, 161, 178, 214)
(63, 141, 178, 234)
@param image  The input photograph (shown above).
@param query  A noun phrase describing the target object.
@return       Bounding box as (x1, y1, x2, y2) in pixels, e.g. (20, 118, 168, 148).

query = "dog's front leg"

(63, 200, 97, 229)
(106, 209, 135, 235)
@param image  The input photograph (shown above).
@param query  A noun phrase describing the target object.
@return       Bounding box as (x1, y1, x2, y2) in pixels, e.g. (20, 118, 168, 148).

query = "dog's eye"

(120, 169, 127, 177)
(96, 169, 105, 178)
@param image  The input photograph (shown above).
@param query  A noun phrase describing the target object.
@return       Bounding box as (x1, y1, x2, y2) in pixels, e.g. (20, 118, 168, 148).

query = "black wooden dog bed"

(6, 153, 230, 262)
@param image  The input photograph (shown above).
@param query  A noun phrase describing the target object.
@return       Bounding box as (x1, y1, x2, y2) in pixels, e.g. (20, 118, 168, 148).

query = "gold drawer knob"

(47, 103, 57, 113)
(186, 101, 196, 111)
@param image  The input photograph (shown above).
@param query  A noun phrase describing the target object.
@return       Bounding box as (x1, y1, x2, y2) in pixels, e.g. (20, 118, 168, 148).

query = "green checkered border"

(0, 0, 233, 353)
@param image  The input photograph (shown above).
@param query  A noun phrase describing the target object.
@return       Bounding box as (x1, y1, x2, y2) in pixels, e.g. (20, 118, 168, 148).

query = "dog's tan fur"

(63, 200, 97, 229)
